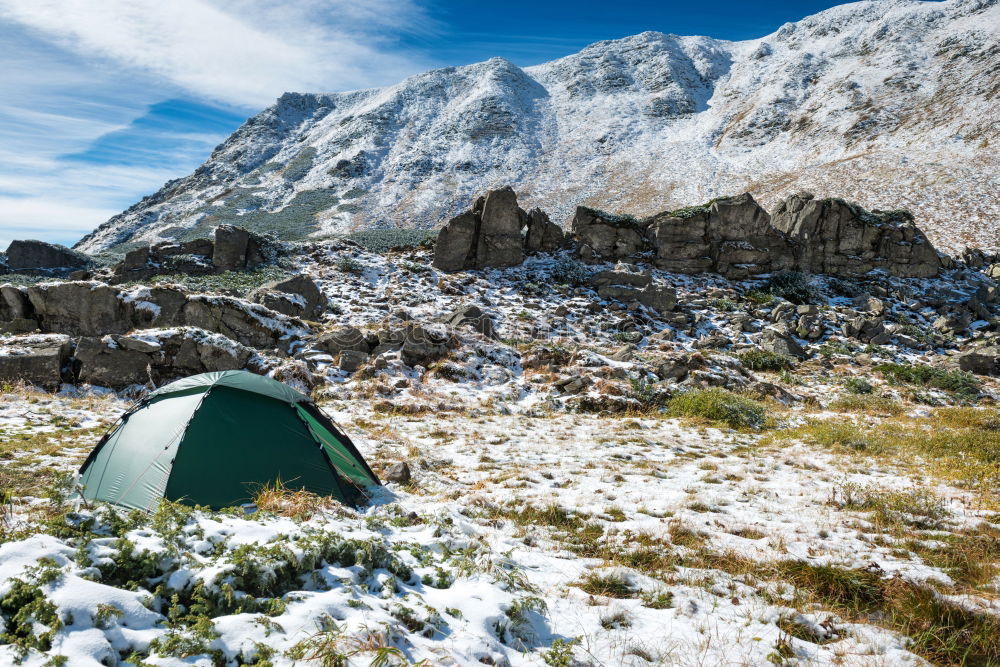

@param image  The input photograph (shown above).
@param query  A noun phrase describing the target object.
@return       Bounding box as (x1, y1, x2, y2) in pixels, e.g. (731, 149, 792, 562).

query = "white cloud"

(0, 0, 434, 107)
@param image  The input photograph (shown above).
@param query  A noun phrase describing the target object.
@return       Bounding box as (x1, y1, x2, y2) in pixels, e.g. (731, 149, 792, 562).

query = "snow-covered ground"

(1, 379, 997, 665)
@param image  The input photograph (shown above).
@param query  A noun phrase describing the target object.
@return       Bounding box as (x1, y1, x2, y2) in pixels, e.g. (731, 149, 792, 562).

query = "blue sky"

(0, 0, 865, 248)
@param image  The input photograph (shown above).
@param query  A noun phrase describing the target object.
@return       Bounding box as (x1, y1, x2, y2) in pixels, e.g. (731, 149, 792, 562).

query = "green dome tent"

(78, 371, 379, 511)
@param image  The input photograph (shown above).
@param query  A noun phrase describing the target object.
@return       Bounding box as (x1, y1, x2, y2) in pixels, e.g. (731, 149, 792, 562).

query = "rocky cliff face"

(74, 0, 1000, 256)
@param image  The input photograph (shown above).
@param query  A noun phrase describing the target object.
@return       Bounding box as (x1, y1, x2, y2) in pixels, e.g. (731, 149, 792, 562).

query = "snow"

(76, 0, 1000, 256)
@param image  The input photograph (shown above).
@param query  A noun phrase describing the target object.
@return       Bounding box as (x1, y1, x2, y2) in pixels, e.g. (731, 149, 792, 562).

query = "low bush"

(665, 388, 767, 430)
(876, 363, 980, 399)
(738, 349, 792, 371)
(761, 271, 820, 305)
(549, 256, 592, 286)
(345, 229, 436, 253)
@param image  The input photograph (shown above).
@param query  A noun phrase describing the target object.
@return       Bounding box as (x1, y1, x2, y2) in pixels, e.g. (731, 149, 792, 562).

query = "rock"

(27, 282, 128, 336)
(122, 286, 188, 329)
(842, 316, 887, 343)
(5, 240, 90, 272)
(74, 336, 152, 387)
(638, 284, 677, 313)
(433, 211, 479, 272)
(770, 194, 942, 278)
(1, 285, 31, 321)
(444, 304, 495, 339)
(182, 295, 307, 352)
(384, 461, 411, 483)
(571, 207, 651, 260)
(650, 193, 788, 277)
(315, 326, 371, 355)
(338, 349, 369, 372)
(0, 319, 40, 335)
(399, 323, 452, 366)
(987, 264, 1000, 279)
(75, 328, 254, 388)
(852, 295, 885, 316)
(0, 334, 71, 390)
(252, 274, 326, 319)
(957, 347, 999, 376)
(476, 186, 524, 269)
(591, 269, 651, 288)
(212, 225, 251, 271)
(524, 208, 565, 252)
(554, 375, 590, 394)
(609, 344, 634, 361)
(761, 327, 808, 360)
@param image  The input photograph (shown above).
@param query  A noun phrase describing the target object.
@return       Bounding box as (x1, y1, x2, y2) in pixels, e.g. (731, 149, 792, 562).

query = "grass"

(665, 389, 767, 430)
(773, 407, 1000, 504)
(827, 393, 904, 416)
(576, 571, 634, 598)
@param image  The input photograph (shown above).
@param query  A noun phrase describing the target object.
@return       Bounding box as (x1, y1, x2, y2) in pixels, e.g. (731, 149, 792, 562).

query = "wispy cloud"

(0, 0, 436, 247)
(0, 0, 434, 107)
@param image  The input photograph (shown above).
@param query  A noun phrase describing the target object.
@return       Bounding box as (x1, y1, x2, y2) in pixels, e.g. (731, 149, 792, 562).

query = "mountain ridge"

(75, 0, 1000, 255)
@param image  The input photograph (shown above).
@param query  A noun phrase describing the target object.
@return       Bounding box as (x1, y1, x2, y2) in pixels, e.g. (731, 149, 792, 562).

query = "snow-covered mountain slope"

(76, 0, 1000, 255)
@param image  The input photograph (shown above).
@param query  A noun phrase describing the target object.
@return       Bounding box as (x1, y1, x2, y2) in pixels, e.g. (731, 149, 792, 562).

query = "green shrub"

(876, 363, 980, 399)
(549, 256, 592, 286)
(738, 349, 792, 371)
(146, 267, 288, 294)
(665, 388, 767, 429)
(844, 377, 874, 394)
(761, 271, 819, 305)
(345, 229, 436, 253)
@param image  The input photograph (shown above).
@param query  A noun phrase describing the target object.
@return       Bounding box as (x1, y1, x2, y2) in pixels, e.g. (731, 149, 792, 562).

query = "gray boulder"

(1, 285, 31, 321)
(5, 240, 90, 272)
(76, 328, 254, 388)
(314, 325, 372, 355)
(252, 274, 326, 319)
(0, 333, 71, 389)
(213, 225, 251, 271)
(524, 208, 565, 252)
(383, 461, 411, 483)
(761, 327, 808, 360)
(571, 207, 650, 260)
(476, 186, 524, 269)
(444, 304, 495, 339)
(957, 347, 999, 376)
(770, 193, 942, 278)
(182, 295, 307, 352)
(433, 211, 479, 272)
(338, 349, 370, 373)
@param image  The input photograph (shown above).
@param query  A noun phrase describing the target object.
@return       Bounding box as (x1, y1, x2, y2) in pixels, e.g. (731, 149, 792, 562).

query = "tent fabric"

(78, 371, 379, 511)
(146, 369, 308, 404)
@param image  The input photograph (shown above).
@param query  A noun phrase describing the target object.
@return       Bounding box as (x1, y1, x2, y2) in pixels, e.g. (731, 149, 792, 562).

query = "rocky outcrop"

(110, 225, 273, 283)
(650, 194, 793, 278)
(570, 191, 946, 280)
(12, 281, 308, 353)
(27, 282, 129, 336)
(4, 240, 91, 274)
(0, 334, 72, 389)
(74, 328, 255, 388)
(433, 187, 564, 272)
(770, 193, 943, 278)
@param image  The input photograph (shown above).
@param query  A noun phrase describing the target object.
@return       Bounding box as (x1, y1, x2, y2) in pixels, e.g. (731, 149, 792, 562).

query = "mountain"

(75, 0, 1000, 255)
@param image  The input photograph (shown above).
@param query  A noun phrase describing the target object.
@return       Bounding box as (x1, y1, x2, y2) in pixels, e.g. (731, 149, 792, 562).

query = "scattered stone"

(338, 349, 369, 373)
(384, 461, 412, 483)
(252, 274, 326, 319)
